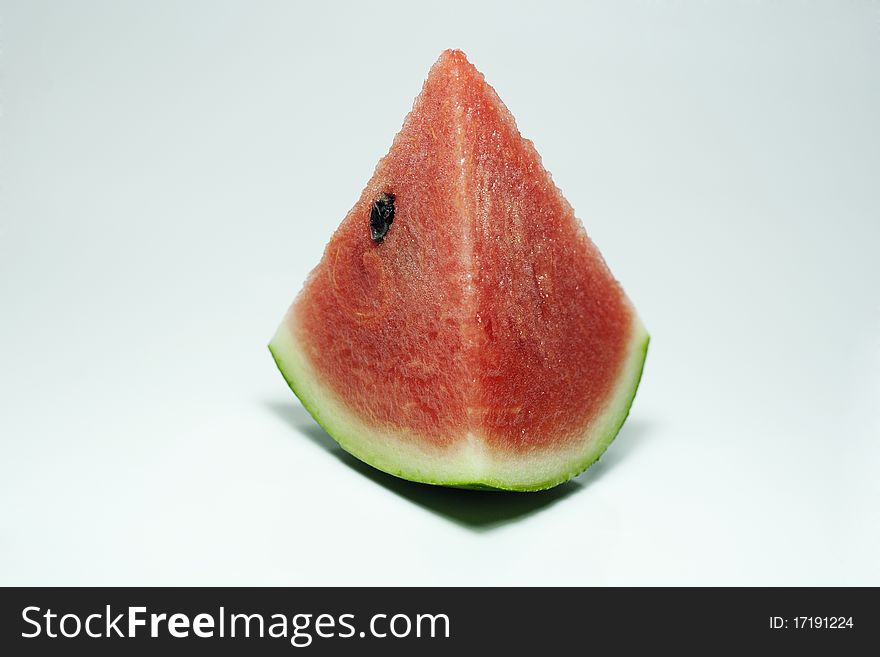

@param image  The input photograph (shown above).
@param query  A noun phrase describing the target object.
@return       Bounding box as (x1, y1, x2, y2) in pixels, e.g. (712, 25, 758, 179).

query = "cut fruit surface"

(270, 50, 648, 491)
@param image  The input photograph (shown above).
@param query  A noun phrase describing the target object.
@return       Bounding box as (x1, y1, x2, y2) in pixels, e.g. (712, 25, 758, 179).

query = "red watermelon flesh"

(270, 50, 648, 491)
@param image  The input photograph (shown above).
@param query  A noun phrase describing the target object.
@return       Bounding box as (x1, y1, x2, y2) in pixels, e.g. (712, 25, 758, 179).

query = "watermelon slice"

(270, 50, 648, 491)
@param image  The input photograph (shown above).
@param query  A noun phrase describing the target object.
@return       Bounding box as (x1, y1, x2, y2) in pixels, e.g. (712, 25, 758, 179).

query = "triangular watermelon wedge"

(270, 50, 648, 491)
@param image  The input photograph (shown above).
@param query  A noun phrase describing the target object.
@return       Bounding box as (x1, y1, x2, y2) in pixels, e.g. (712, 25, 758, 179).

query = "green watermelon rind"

(268, 316, 648, 492)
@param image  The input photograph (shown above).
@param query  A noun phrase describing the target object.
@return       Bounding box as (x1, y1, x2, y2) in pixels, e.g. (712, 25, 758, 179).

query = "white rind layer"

(269, 310, 649, 491)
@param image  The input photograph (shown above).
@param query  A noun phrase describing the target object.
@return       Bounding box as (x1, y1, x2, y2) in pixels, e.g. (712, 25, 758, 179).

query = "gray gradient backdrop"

(1, 1, 878, 585)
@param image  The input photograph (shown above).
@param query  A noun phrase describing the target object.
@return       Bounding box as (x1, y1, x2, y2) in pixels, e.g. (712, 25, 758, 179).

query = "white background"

(2, 1, 878, 585)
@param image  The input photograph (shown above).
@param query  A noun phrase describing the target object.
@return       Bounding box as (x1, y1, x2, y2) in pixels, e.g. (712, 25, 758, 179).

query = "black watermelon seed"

(370, 193, 395, 243)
